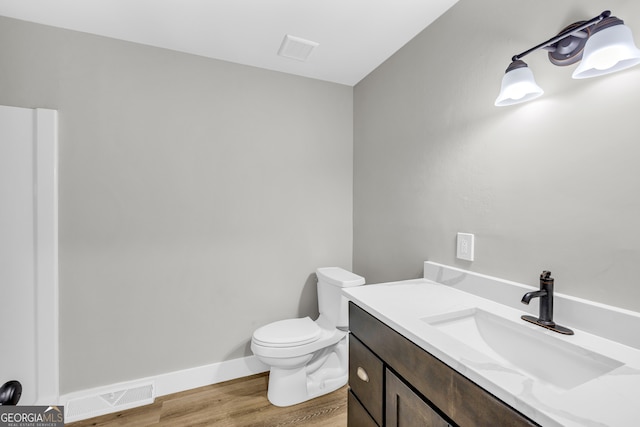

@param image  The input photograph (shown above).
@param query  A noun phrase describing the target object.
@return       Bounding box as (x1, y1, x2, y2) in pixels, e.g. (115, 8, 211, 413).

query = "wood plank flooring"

(67, 373, 347, 426)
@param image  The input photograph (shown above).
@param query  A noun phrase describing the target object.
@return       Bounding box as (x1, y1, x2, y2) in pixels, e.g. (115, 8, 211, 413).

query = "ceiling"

(0, 0, 459, 86)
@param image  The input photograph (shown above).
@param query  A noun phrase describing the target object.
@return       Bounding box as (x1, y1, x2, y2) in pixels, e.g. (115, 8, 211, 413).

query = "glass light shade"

(572, 24, 640, 79)
(495, 66, 544, 107)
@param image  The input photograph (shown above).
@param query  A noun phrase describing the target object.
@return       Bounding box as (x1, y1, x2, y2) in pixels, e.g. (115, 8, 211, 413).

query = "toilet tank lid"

(316, 267, 365, 287)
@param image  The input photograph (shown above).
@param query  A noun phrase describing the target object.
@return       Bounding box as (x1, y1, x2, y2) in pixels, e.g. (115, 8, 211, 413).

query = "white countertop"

(344, 277, 640, 427)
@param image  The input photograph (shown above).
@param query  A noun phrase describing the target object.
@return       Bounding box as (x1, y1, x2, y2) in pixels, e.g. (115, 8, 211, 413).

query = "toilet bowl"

(251, 267, 365, 407)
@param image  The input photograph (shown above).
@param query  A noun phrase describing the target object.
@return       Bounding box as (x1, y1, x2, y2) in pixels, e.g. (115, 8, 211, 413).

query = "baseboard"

(153, 354, 269, 396)
(60, 355, 269, 423)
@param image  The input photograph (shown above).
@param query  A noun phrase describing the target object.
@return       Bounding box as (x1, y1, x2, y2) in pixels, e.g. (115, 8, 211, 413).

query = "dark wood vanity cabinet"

(348, 302, 540, 427)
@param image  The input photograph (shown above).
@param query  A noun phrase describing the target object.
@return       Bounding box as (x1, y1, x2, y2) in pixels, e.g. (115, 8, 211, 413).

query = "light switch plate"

(456, 233, 475, 261)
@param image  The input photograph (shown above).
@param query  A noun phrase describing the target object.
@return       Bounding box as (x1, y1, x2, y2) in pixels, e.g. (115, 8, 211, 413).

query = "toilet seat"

(252, 317, 321, 348)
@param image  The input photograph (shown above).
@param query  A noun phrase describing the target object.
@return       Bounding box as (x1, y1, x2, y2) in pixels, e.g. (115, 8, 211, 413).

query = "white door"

(0, 105, 58, 405)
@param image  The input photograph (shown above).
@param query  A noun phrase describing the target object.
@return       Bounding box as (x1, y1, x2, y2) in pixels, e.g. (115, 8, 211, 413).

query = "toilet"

(251, 267, 365, 407)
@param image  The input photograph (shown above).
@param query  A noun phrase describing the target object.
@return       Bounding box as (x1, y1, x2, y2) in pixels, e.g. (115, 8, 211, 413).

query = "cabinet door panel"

(348, 390, 379, 427)
(349, 335, 384, 425)
(386, 369, 452, 427)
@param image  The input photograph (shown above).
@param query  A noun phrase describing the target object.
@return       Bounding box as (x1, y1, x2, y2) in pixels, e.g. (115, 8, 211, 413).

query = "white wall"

(354, 0, 640, 312)
(0, 106, 58, 404)
(0, 16, 353, 394)
(0, 106, 37, 404)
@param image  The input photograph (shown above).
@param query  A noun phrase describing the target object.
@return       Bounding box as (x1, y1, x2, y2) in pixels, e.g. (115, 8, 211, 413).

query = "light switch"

(456, 233, 475, 261)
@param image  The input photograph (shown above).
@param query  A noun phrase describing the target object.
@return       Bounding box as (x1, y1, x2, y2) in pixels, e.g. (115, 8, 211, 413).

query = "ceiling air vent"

(278, 35, 319, 61)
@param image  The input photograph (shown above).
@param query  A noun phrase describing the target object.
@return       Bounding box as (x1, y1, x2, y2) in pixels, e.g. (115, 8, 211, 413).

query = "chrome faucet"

(521, 271, 574, 335)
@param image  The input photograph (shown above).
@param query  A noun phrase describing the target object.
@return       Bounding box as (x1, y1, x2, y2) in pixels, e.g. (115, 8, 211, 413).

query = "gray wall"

(0, 17, 353, 393)
(5, 0, 640, 396)
(354, 0, 640, 312)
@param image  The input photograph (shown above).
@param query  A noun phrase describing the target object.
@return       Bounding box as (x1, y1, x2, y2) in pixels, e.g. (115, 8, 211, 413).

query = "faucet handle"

(540, 270, 554, 289)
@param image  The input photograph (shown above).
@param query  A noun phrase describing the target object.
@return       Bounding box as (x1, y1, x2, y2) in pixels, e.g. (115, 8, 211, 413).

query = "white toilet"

(251, 267, 365, 407)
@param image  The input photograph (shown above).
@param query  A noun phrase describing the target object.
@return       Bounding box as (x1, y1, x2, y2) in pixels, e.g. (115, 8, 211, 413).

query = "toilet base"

(267, 366, 347, 407)
(265, 336, 348, 407)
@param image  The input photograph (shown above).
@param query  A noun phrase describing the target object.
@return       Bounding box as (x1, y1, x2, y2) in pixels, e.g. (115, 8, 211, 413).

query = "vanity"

(344, 262, 640, 427)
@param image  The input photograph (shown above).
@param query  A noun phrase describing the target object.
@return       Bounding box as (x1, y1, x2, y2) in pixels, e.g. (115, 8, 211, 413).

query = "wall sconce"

(495, 10, 640, 107)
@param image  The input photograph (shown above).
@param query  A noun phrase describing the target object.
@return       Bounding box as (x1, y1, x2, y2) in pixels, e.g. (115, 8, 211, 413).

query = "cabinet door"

(348, 390, 379, 427)
(386, 369, 452, 427)
(349, 335, 384, 425)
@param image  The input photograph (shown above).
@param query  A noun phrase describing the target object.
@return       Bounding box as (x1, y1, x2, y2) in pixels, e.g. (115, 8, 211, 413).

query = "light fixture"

(495, 60, 544, 106)
(495, 10, 640, 107)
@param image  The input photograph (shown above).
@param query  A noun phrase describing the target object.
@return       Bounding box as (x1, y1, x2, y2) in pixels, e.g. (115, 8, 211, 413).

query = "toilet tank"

(316, 267, 365, 328)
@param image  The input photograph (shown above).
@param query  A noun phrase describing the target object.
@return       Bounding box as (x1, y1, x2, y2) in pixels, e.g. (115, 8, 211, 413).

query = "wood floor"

(67, 373, 348, 426)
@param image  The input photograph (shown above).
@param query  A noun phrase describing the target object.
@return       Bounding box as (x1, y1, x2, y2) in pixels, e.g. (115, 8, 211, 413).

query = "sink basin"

(422, 308, 623, 389)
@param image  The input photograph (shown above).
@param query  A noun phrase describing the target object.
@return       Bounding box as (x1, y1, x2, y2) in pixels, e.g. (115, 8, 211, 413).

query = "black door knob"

(0, 380, 22, 405)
